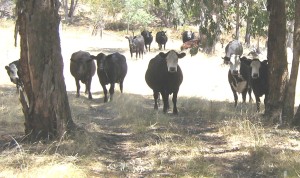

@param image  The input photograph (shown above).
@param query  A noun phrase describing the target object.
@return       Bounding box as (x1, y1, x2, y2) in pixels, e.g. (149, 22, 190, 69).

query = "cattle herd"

(5, 30, 269, 114)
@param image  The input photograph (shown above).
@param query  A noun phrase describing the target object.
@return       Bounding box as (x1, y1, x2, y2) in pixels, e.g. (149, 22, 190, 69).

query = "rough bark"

(16, 0, 75, 141)
(265, 0, 288, 124)
(291, 0, 300, 127)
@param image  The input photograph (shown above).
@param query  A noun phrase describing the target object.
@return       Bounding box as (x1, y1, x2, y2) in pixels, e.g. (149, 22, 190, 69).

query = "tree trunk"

(16, 0, 75, 141)
(291, 0, 300, 127)
(235, 0, 240, 40)
(265, 0, 288, 124)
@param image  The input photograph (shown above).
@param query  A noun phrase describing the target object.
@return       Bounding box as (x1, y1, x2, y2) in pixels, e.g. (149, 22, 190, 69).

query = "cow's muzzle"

(168, 67, 177, 72)
(232, 70, 239, 76)
(252, 73, 259, 79)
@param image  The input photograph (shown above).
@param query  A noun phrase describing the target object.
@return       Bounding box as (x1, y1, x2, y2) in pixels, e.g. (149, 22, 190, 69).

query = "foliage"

(122, 0, 155, 30)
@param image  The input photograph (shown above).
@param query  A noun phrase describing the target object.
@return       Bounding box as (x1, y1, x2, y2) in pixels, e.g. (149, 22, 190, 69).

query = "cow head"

(5, 62, 20, 85)
(142, 30, 152, 38)
(159, 50, 186, 72)
(250, 59, 262, 79)
(125, 36, 136, 51)
(227, 54, 241, 76)
(90, 53, 106, 71)
(186, 31, 194, 39)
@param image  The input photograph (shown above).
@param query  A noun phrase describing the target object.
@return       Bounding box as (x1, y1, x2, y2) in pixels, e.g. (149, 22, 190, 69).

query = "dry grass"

(1, 20, 300, 177)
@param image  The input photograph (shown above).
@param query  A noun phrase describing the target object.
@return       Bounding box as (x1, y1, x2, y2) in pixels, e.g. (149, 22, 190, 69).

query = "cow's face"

(91, 53, 106, 71)
(160, 50, 186, 72)
(125, 36, 136, 50)
(187, 31, 193, 39)
(145, 31, 152, 38)
(229, 55, 241, 75)
(5, 63, 19, 84)
(250, 59, 261, 79)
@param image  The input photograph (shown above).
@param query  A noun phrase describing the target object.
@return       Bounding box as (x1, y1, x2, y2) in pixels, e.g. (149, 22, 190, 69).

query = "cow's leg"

(233, 91, 238, 107)
(161, 92, 169, 113)
(153, 91, 159, 110)
(101, 83, 108, 102)
(242, 90, 247, 103)
(172, 92, 178, 114)
(248, 87, 253, 102)
(109, 83, 115, 101)
(86, 77, 93, 99)
(255, 96, 261, 112)
(75, 79, 80, 97)
(119, 80, 124, 93)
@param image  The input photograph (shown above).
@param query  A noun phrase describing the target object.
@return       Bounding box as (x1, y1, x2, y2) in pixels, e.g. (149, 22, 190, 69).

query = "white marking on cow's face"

(166, 50, 179, 72)
(250, 60, 261, 79)
(187, 31, 192, 39)
(229, 55, 240, 75)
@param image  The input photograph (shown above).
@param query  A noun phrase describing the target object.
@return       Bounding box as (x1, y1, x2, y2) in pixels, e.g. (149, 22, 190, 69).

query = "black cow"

(145, 50, 186, 114)
(70, 51, 96, 99)
(5, 60, 23, 92)
(141, 30, 153, 52)
(182, 31, 195, 43)
(155, 31, 168, 50)
(250, 59, 268, 111)
(91, 52, 127, 102)
(222, 40, 243, 63)
(125, 35, 145, 59)
(227, 56, 253, 107)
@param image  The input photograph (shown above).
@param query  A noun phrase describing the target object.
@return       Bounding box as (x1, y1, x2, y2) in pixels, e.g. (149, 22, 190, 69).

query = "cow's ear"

(5, 66, 9, 71)
(90, 55, 96, 59)
(125, 36, 129, 39)
(158, 52, 166, 57)
(178, 52, 186, 58)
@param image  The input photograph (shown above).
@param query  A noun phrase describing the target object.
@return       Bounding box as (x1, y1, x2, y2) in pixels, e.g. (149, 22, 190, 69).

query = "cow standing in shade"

(125, 35, 145, 59)
(5, 60, 23, 92)
(145, 50, 186, 114)
(223, 40, 252, 107)
(155, 31, 168, 50)
(70, 51, 96, 99)
(227, 56, 253, 107)
(141, 30, 153, 52)
(250, 59, 268, 111)
(91, 52, 127, 102)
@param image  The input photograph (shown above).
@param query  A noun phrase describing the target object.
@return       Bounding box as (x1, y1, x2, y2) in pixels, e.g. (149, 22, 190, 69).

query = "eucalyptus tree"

(123, 0, 155, 33)
(15, 0, 75, 141)
(266, 0, 288, 123)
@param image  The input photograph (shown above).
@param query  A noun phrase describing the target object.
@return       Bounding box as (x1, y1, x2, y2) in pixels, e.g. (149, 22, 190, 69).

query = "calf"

(70, 51, 96, 99)
(125, 35, 145, 59)
(91, 52, 127, 102)
(155, 31, 168, 50)
(141, 30, 153, 52)
(182, 31, 195, 43)
(145, 50, 186, 114)
(227, 56, 252, 107)
(180, 39, 200, 51)
(5, 60, 23, 92)
(250, 59, 268, 111)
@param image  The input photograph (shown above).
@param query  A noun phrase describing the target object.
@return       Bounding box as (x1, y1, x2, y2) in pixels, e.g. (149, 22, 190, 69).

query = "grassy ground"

(0, 19, 300, 177)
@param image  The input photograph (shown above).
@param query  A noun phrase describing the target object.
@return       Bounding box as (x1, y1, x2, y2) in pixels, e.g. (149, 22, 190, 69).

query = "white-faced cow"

(125, 35, 145, 59)
(182, 31, 195, 43)
(227, 55, 253, 107)
(155, 31, 168, 50)
(250, 59, 268, 111)
(5, 60, 23, 92)
(91, 52, 127, 102)
(141, 30, 153, 52)
(70, 51, 96, 99)
(145, 50, 186, 114)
